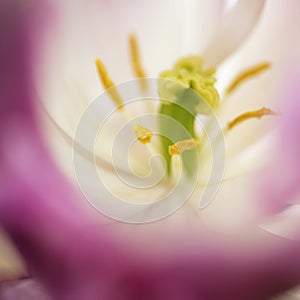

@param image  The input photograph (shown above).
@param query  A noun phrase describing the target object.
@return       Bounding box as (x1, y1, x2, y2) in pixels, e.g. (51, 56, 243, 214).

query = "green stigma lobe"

(158, 56, 220, 177)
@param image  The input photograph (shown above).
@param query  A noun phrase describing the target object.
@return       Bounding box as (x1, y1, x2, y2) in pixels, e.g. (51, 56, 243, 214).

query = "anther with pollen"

(226, 62, 271, 95)
(95, 58, 124, 110)
(129, 34, 147, 91)
(169, 139, 199, 156)
(227, 107, 277, 131)
(135, 125, 153, 144)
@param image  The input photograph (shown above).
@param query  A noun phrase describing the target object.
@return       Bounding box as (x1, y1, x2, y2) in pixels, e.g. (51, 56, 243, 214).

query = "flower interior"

(95, 34, 275, 183)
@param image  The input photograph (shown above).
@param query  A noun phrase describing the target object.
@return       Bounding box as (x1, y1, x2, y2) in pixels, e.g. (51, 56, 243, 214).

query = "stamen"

(227, 107, 277, 131)
(169, 139, 199, 156)
(95, 58, 124, 110)
(135, 124, 153, 144)
(226, 62, 271, 95)
(129, 34, 147, 91)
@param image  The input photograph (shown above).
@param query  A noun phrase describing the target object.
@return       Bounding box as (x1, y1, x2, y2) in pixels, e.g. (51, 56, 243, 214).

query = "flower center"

(157, 55, 220, 177)
(95, 34, 275, 181)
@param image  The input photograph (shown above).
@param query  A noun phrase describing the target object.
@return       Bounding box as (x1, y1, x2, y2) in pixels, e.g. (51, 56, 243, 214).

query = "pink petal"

(260, 71, 300, 214)
(1, 279, 51, 300)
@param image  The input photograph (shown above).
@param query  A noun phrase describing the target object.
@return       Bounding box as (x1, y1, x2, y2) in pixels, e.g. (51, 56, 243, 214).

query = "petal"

(172, 0, 223, 55)
(0, 0, 52, 284)
(0, 1, 42, 128)
(202, 0, 266, 67)
(0, 231, 24, 282)
(215, 0, 300, 179)
(0, 279, 51, 300)
(260, 71, 300, 214)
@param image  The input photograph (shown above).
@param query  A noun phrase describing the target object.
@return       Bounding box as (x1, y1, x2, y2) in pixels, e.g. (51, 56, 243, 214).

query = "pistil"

(158, 56, 219, 177)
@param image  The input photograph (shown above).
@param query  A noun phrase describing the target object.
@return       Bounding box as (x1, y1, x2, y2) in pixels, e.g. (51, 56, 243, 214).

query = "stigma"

(159, 56, 220, 114)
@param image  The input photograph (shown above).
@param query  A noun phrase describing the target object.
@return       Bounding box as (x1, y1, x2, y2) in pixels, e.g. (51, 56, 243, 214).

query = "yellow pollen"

(95, 58, 124, 110)
(227, 107, 277, 131)
(226, 62, 271, 95)
(135, 125, 153, 144)
(129, 34, 147, 91)
(169, 139, 199, 156)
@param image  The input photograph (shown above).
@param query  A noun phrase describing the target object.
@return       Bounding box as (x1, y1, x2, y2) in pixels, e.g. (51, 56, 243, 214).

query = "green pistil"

(158, 56, 220, 177)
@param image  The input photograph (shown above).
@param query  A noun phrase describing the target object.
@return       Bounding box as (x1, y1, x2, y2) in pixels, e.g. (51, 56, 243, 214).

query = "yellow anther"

(227, 107, 277, 131)
(129, 34, 147, 91)
(226, 62, 271, 95)
(95, 58, 123, 110)
(135, 125, 153, 144)
(169, 139, 199, 156)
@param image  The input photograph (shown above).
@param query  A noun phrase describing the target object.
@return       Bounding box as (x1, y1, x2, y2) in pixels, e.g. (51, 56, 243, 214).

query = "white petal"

(191, 171, 261, 232)
(202, 0, 266, 67)
(215, 0, 300, 173)
(173, 0, 223, 54)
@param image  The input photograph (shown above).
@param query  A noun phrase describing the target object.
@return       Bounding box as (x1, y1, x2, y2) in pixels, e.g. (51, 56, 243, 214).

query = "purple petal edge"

(0, 278, 50, 300)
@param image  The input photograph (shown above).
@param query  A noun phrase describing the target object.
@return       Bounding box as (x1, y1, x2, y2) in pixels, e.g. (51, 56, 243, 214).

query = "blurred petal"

(0, 279, 51, 300)
(0, 0, 41, 129)
(202, 0, 266, 67)
(260, 71, 300, 214)
(0, 231, 24, 282)
(0, 0, 51, 284)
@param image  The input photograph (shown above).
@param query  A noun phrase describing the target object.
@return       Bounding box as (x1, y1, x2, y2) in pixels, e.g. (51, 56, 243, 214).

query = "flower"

(1, 0, 300, 299)
(37, 0, 300, 228)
